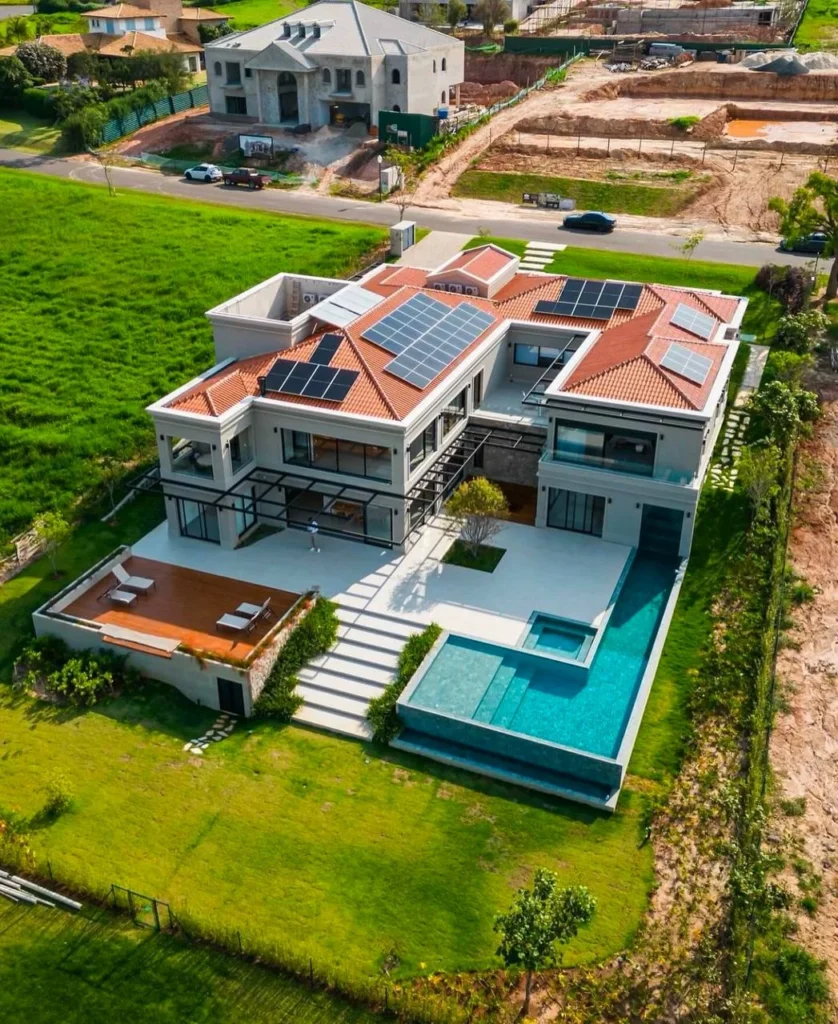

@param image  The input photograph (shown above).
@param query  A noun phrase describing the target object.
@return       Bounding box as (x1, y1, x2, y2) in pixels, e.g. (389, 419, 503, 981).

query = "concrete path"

(395, 230, 473, 269)
(735, 343, 771, 406)
(711, 343, 771, 491)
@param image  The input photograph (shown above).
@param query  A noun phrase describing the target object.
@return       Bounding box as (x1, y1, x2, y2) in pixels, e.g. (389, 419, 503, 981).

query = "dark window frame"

(408, 422, 437, 474)
(283, 429, 392, 483)
(514, 343, 571, 368)
(225, 61, 242, 84)
(552, 417, 657, 476)
(546, 488, 605, 537)
(441, 386, 467, 437)
(176, 497, 221, 544)
(335, 68, 351, 93)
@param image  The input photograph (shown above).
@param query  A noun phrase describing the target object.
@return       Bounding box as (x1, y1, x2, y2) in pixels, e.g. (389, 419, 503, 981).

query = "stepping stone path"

(183, 713, 236, 756)
(710, 406, 749, 492)
(521, 242, 566, 274)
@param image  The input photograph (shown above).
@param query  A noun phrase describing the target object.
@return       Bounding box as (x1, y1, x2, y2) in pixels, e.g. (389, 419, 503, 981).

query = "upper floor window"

(409, 422, 437, 474)
(213, 60, 222, 76)
(167, 437, 214, 479)
(125, 17, 135, 29)
(322, 67, 331, 84)
(283, 430, 392, 483)
(514, 343, 569, 368)
(225, 61, 242, 85)
(356, 69, 365, 86)
(441, 387, 467, 437)
(552, 419, 656, 477)
(391, 68, 400, 85)
(144, 16, 155, 28)
(229, 426, 253, 474)
(336, 68, 351, 92)
(441, 57, 447, 71)
(105, 18, 114, 32)
(91, 18, 98, 27)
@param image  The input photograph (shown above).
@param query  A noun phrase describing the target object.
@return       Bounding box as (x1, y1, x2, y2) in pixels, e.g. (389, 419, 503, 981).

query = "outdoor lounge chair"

(216, 612, 251, 632)
(216, 598, 272, 634)
(112, 563, 155, 594)
(234, 598, 273, 621)
(106, 587, 138, 607)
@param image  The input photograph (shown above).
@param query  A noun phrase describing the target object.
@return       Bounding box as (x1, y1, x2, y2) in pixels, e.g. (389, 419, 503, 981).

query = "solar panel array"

(670, 302, 715, 340)
(534, 279, 643, 321)
(263, 357, 359, 403)
(660, 342, 714, 386)
(310, 332, 342, 366)
(362, 293, 495, 390)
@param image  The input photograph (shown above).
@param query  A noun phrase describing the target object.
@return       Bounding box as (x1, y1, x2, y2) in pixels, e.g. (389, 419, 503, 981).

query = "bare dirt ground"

(772, 364, 838, 1007)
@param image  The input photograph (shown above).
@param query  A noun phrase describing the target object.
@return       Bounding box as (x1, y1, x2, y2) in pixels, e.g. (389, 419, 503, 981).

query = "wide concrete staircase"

(293, 603, 423, 740)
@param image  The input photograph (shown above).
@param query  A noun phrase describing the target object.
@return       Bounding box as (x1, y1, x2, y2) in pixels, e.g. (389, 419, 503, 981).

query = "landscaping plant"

(31, 511, 70, 577)
(367, 623, 442, 743)
(445, 477, 509, 556)
(774, 309, 829, 354)
(770, 173, 838, 298)
(15, 636, 139, 705)
(15, 41, 65, 82)
(43, 771, 73, 817)
(755, 264, 813, 314)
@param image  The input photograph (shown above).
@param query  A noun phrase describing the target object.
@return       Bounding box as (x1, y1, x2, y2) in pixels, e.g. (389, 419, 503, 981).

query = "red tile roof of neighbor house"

(82, 4, 160, 17)
(429, 245, 517, 282)
(168, 247, 741, 422)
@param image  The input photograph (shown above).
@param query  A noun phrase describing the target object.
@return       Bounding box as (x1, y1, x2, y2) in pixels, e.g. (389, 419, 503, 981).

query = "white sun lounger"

(107, 588, 137, 607)
(217, 598, 272, 633)
(216, 612, 252, 632)
(113, 563, 155, 594)
(235, 598, 273, 620)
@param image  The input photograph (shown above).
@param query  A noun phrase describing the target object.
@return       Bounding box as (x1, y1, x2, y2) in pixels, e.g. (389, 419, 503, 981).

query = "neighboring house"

(139, 243, 744, 559)
(399, 0, 531, 28)
(204, 0, 464, 125)
(41, 0, 229, 74)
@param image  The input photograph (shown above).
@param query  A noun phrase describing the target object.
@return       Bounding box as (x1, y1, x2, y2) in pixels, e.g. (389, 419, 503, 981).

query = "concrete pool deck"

(133, 518, 632, 646)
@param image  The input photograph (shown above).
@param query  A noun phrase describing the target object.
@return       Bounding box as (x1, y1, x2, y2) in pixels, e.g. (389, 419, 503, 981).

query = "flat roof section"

(63, 556, 299, 660)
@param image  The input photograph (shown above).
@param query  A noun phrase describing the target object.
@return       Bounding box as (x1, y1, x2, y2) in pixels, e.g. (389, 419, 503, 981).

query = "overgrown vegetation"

(668, 115, 700, 130)
(14, 634, 140, 705)
(255, 597, 338, 719)
(755, 263, 814, 315)
(367, 623, 442, 743)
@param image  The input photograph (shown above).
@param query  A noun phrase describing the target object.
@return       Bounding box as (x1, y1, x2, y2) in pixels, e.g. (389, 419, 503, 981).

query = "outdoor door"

(639, 505, 684, 558)
(278, 72, 298, 122)
(217, 678, 245, 717)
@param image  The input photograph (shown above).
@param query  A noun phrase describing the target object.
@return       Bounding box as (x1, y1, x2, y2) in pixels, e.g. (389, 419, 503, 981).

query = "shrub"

(774, 310, 829, 354)
(755, 263, 813, 314)
(43, 772, 73, 817)
(255, 597, 339, 720)
(668, 115, 700, 130)
(503, 18, 518, 33)
(15, 638, 139, 705)
(0, 55, 33, 103)
(20, 85, 54, 119)
(61, 103, 107, 149)
(367, 623, 442, 744)
(16, 41, 66, 82)
(52, 82, 99, 120)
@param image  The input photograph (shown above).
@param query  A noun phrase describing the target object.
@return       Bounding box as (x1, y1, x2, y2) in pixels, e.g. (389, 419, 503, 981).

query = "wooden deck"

(65, 557, 299, 660)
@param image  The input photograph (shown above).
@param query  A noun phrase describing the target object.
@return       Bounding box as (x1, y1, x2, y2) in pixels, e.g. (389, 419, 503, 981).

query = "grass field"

(794, 0, 838, 48)
(0, 902, 377, 1024)
(0, 111, 63, 154)
(0, 170, 384, 544)
(464, 235, 783, 340)
(453, 171, 698, 218)
(212, 0, 303, 28)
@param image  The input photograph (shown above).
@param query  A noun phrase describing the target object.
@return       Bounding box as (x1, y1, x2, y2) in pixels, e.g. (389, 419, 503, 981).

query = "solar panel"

(310, 333, 342, 366)
(310, 286, 382, 328)
(660, 342, 714, 386)
(362, 293, 451, 355)
(533, 278, 643, 321)
(384, 302, 496, 389)
(670, 302, 715, 341)
(263, 357, 359, 402)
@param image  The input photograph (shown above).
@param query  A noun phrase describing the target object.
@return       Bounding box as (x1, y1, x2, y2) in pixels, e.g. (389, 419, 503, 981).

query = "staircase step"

(328, 641, 400, 670)
(296, 670, 386, 702)
(296, 685, 370, 719)
(294, 704, 372, 740)
(335, 607, 422, 639)
(303, 655, 395, 686)
(337, 624, 406, 653)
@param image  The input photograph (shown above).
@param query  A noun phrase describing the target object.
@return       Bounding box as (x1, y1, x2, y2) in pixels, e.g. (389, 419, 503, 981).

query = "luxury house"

(33, 244, 746, 807)
(204, 0, 464, 124)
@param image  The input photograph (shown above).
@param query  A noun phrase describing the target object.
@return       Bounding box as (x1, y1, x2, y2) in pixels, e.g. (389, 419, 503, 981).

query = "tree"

(445, 477, 509, 555)
(383, 146, 419, 218)
(748, 380, 819, 447)
(4, 16, 30, 44)
(32, 512, 71, 577)
(673, 229, 704, 261)
(738, 443, 780, 514)
(446, 0, 467, 29)
(770, 172, 838, 299)
(62, 104, 108, 151)
(767, 350, 814, 385)
(494, 869, 596, 1017)
(16, 41, 66, 82)
(198, 21, 233, 43)
(0, 55, 33, 104)
(774, 309, 829, 354)
(473, 0, 510, 37)
(417, 0, 444, 26)
(98, 455, 123, 514)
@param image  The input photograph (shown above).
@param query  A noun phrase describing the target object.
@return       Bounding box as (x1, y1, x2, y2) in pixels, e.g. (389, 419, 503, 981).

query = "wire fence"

(101, 84, 209, 145)
(134, 151, 311, 185)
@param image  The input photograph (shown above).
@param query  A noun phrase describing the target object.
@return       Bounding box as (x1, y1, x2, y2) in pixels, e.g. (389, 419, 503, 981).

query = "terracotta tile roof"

(362, 265, 429, 297)
(82, 3, 159, 17)
(178, 6, 229, 18)
(95, 29, 192, 54)
(431, 245, 517, 283)
(37, 33, 90, 55)
(166, 32, 204, 51)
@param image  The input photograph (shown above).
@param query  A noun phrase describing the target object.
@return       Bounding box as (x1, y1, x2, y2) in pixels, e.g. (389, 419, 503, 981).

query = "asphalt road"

(0, 146, 824, 269)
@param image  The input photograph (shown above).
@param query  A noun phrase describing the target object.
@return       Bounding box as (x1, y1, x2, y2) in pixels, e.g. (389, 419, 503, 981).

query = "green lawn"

(211, 0, 304, 28)
(794, 0, 838, 48)
(0, 10, 85, 43)
(453, 171, 699, 218)
(0, 111, 63, 154)
(464, 235, 783, 340)
(0, 902, 377, 1024)
(442, 539, 506, 572)
(0, 170, 385, 544)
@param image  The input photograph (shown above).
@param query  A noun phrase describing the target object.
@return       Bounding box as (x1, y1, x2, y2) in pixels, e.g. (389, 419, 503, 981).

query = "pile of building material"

(742, 50, 838, 73)
(0, 869, 82, 910)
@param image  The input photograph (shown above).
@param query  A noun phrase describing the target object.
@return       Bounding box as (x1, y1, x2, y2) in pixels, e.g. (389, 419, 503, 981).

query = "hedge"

(366, 623, 442, 743)
(20, 86, 54, 119)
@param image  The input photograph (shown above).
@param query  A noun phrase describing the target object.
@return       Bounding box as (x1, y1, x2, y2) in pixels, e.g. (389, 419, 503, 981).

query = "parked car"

(290, 122, 312, 135)
(779, 231, 829, 255)
(184, 163, 222, 182)
(222, 168, 271, 190)
(562, 211, 616, 233)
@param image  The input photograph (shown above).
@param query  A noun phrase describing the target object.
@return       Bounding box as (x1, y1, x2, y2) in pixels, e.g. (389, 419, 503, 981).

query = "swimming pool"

(523, 614, 595, 661)
(405, 553, 677, 761)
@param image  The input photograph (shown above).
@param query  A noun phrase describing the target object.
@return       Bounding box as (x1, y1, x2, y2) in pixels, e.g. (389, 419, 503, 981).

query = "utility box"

(379, 164, 401, 195)
(390, 221, 416, 257)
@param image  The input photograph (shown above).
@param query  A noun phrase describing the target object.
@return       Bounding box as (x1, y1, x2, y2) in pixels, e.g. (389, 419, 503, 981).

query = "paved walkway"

(710, 343, 770, 492)
(395, 230, 473, 269)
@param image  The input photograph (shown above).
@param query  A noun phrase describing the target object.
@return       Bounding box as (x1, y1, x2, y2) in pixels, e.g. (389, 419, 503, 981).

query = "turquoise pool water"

(523, 615, 595, 661)
(408, 553, 677, 758)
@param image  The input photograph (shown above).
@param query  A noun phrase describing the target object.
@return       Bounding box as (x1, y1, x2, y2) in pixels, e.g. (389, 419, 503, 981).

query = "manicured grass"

(442, 539, 506, 572)
(212, 0, 303, 28)
(0, 110, 63, 154)
(794, 0, 838, 48)
(0, 10, 85, 43)
(0, 170, 385, 544)
(453, 170, 698, 218)
(0, 902, 377, 1024)
(464, 235, 783, 340)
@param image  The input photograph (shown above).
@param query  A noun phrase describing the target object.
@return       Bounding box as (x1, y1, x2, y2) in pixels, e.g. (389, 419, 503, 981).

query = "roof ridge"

(350, 0, 370, 55)
(342, 331, 400, 419)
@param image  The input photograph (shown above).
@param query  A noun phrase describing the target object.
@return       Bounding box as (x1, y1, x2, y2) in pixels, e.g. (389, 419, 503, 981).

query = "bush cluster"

(15, 635, 140, 706)
(755, 263, 813, 314)
(366, 623, 442, 744)
(255, 598, 339, 720)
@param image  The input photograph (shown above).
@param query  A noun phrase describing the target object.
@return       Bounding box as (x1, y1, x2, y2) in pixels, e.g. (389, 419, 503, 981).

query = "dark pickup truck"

(222, 168, 270, 190)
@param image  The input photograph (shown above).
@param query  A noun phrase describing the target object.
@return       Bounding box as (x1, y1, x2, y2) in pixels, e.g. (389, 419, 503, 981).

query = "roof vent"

(313, 22, 320, 37)
(298, 22, 305, 37)
(283, 22, 290, 36)
(257, 375, 267, 397)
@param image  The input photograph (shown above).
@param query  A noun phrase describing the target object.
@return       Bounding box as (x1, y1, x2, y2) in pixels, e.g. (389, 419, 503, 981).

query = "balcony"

(170, 440, 214, 479)
(540, 449, 695, 486)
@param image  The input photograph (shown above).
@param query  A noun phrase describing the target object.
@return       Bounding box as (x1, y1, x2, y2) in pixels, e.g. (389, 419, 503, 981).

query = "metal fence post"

(152, 898, 161, 932)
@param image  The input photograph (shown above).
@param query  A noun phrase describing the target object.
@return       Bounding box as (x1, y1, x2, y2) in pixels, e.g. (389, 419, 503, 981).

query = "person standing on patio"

(307, 518, 321, 552)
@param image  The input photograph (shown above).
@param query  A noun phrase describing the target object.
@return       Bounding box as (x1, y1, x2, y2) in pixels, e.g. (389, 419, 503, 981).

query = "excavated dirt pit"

(725, 118, 838, 143)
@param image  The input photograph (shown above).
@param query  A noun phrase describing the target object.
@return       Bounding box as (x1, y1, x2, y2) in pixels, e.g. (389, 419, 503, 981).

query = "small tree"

(16, 41, 66, 82)
(447, 0, 467, 29)
(417, 0, 444, 26)
(32, 511, 71, 577)
(673, 229, 704, 261)
(4, 16, 30, 44)
(738, 443, 780, 513)
(494, 869, 596, 1017)
(770, 172, 838, 299)
(473, 0, 510, 37)
(445, 477, 509, 555)
(774, 309, 829, 354)
(383, 146, 419, 218)
(748, 380, 819, 447)
(0, 55, 33, 104)
(99, 454, 123, 514)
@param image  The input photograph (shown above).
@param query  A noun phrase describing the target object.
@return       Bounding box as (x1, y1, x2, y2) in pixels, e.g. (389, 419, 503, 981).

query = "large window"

(514, 343, 569, 368)
(232, 489, 256, 537)
(229, 426, 253, 474)
(225, 61, 241, 84)
(282, 430, 392, 483)
(225, 95, 247, 115)
(409, 422, 437, 474)
(167, 437, 214, 479)
(552, 419, 656, 476)
(177, 498, 220, 543)
(546, 488, 604, 537)
(441, 387, 467, 438)
(335, 68, 351, 92)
